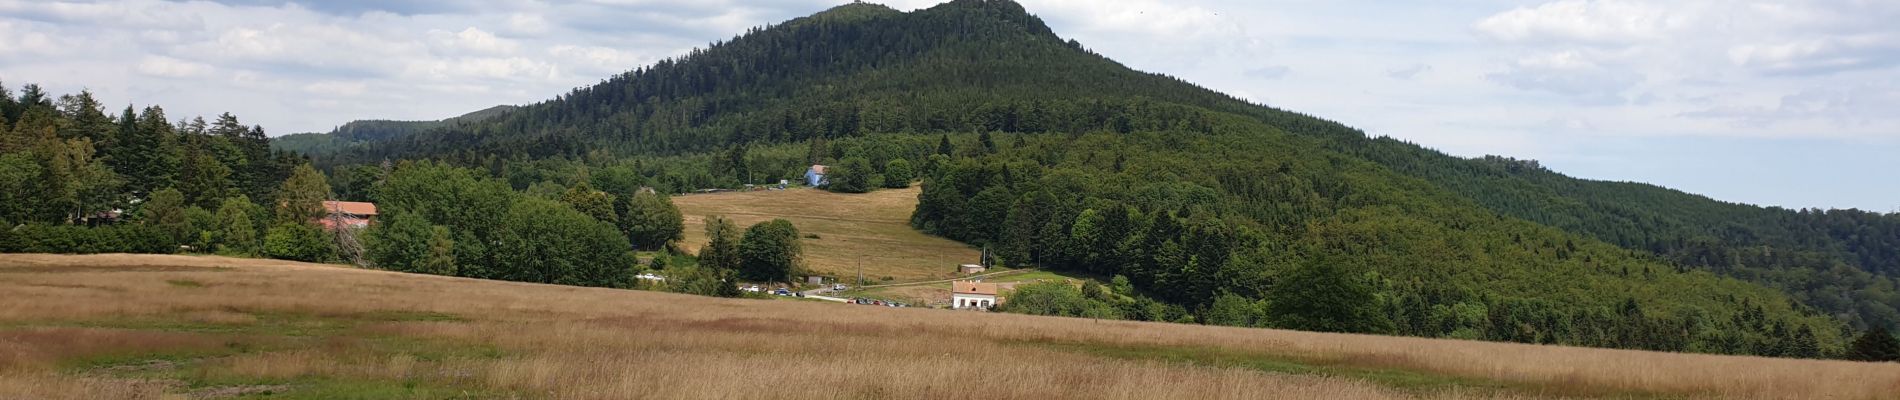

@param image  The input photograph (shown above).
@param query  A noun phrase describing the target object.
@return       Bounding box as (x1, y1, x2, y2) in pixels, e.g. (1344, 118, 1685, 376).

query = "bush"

(367, 211, 456, 275)
(824, 157, 876, 193)
(492, 198, 635, 287)
(882, 159, 914, 188)
(618, 190, 684, 251)
(4, 224, 174, 254)
(264, 222, 334, 262)
(1000, 282, 1122, 318)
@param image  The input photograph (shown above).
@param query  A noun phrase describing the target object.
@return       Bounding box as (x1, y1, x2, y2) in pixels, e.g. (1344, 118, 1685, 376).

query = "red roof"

(322, 201, 378, 216)
(952, 281, 998, 295)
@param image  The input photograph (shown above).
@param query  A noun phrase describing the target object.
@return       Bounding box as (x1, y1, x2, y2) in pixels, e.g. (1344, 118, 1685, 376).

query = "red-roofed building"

(952, 280, 999, 310)
(319, 201, 378, 230)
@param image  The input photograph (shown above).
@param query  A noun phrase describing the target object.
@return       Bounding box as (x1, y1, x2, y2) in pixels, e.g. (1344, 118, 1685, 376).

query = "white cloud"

(431, 27, 520, 55)
(134, 56, 213, 78)
(1486, 51, 1642, 104)
(508, 13, 550, 35)
(301, 80, 368, 97)
(0, 20, 73, 57)
(1244, 65, 1289, 80)
(1387, 64, 1432, 80)
(1727, 34, 1900, 75)
(1474, 0, 1687, 45)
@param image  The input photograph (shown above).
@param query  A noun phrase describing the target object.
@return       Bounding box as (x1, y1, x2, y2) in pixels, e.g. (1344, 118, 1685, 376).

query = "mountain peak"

(807, 1, 901, 23)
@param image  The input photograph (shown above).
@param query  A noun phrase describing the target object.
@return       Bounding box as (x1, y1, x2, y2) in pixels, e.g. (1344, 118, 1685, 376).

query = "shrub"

(4, 224, 173, 254)
(264, 222, 333, 262)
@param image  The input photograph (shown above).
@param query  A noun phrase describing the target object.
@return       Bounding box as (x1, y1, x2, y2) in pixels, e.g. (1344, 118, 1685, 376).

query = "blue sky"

(1, 0, 1895, 211)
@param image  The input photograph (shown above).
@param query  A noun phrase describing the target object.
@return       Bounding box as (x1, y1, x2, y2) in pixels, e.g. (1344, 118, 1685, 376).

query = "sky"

(1, 0, 1896, 211)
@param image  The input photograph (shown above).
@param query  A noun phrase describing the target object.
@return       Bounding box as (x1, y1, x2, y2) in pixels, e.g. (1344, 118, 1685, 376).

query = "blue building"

(804, 165, 828, 187)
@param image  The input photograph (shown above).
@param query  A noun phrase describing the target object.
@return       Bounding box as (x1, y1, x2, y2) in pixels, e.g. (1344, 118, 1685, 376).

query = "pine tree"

(215, 195, 263, 255)
(1846, 327, 1900, 362)
(176, 147, 233, 209)
(276, 164, 330, 225)
(699, 215, 741, 272)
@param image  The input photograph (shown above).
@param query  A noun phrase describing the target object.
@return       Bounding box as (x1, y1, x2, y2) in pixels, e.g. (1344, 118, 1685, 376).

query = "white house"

(951, 281, 999, 310)
(805, 165, 829, 186)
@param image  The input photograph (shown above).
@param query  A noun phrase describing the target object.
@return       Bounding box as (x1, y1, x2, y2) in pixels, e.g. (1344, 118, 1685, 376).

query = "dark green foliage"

(1329, 138, 1900, 331)
(698, 215, 741, 272)
(1203, 293, 1268, 328)
(368, 211, 456, 275)
(332, 164, 385, 202)
(1846, 327, 1900, 362)
(175, 147, 232, 209)
(559, 182, 618, 223)
(269, 105, 518, 155)
(1268, 260, 1391, 334)
(825, 156, 877, 193)
(214, 195, 264, 255)
(1000, 282, 1121, 318)
(617, 190, 684, 250)
(263, 222, 333, 262)
(373, 161, 515, 279)
(1, 224, 172, 254)
(737, 218, 801, 282)
(882, 158, 914, 188)
(276, 164, 330, 225)
(141, 188, 190, 245)
(492, 198, 635, 287)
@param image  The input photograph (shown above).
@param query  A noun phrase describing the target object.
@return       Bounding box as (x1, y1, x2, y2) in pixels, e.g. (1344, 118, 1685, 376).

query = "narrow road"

(798, 268, 1037, 302)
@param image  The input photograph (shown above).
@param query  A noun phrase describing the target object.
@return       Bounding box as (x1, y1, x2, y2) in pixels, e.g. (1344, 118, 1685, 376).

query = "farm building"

(951, 280, 999, 310)
(805, 165, 829, 186)
(319, 201, 378, 230)
(959, 264, 987, 274)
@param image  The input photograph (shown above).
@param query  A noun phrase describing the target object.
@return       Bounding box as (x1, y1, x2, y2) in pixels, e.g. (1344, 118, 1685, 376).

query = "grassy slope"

(672, 186, 980, 282)
(3, 254, 1897, 400)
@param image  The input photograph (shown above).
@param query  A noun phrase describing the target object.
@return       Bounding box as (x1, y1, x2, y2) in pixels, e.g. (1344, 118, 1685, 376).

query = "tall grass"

(2, 253, 1897, 399)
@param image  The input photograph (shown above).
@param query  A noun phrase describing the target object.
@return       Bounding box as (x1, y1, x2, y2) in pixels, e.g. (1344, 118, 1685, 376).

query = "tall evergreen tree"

(1846, 327, 1900, 362)
(276, 164, 330, 225)
(699, 215, 742, 272)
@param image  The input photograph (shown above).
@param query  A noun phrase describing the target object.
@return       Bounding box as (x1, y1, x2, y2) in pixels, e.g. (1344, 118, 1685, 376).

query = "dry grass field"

(3, 254, 1899, 400)
(673, 187, 979, 282)
(843, 270, 1079, 306)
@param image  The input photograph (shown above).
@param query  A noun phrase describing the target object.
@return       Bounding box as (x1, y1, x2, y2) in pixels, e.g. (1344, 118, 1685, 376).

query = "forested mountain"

(271, 105, 518, 158)
(1325, 137, 1900, 330)
(278, 0, 1899, 357)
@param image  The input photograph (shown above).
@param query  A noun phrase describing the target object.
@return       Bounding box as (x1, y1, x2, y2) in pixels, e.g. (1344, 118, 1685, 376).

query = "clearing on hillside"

(3, 254, 1898, 399)
(673, 186, 979, 282)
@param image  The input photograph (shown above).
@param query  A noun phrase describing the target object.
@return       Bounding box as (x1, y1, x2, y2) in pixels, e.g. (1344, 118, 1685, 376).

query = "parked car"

(743, 285, 761, 293)
(832, 284, 847, 291)
(773, 288, 790, 296)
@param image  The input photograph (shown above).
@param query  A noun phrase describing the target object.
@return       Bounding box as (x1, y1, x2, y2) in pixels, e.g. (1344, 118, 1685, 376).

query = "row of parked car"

(849, 298, 908, 307)
(741, 285, 805, 297)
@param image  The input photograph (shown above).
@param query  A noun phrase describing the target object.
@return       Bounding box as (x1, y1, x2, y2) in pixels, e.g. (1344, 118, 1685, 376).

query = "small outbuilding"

(959, 264, 987, 275)
(952, 281, 999, 310)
